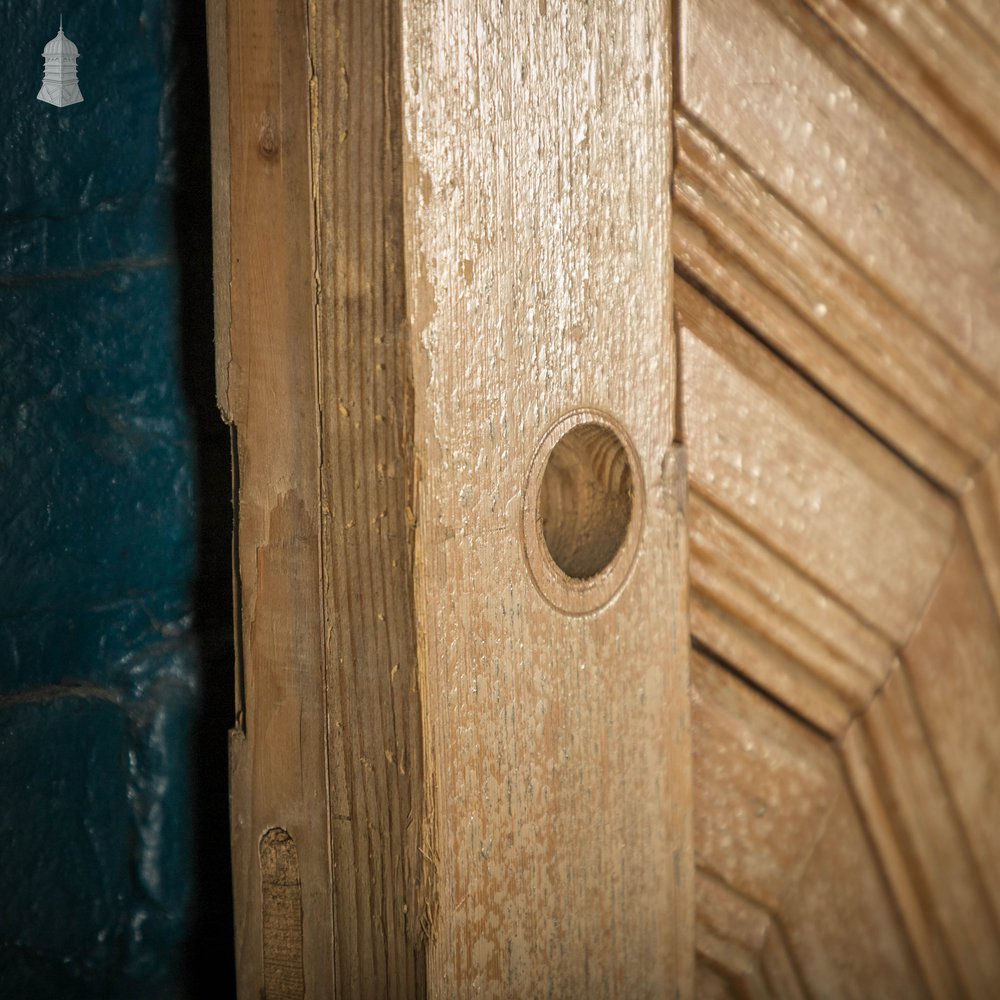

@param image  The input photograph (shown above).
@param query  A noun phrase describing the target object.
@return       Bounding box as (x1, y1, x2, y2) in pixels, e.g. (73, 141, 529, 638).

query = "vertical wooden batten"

(310, 0, 427, 995)
(402, 3, 691, 996)
(208, 0, 334, 995)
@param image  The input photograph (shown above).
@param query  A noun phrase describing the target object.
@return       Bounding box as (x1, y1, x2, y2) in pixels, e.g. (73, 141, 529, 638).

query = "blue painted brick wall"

(0, 2, 208, 995)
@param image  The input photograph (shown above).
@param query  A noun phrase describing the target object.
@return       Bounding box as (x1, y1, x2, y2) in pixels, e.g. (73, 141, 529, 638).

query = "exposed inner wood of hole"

(539, 422, 634, 580)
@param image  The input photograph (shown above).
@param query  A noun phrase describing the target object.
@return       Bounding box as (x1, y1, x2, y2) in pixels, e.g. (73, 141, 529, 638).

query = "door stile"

(211, 1, 693, 995)
(402, 2, 692, 995)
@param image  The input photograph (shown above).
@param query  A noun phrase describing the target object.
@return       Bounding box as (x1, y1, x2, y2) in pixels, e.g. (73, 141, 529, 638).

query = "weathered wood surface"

(213, 0, 692, 995)
(311, 3, 427, 995)
(801, 0, 1000, 192)
(689, 489, 891, 737)
(693, 652, 839, 918)
(678, 0, 1000, 395)
(902, 524, 1000, 932)
(963, 449, 1000, 620)
(692, 651, 832, 996)
(211, 0, 428, 995)
(674, 112, 1000, 492)
(843, 662, 1000, 998)
(955, 0, 1000, 51)
(209, 0, 334, 995)
(691, 651, 927, 997)
(403, 1, 691, 995)
(680, 278, 954, 660)
(211, 0, 1000, 994)
(781, 790, 929, 998)
(206, 0, 231, 412)
(679, 1, 1000, 996)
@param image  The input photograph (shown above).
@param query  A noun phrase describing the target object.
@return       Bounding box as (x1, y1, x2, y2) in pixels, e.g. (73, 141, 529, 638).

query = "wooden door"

(678, 1, 1000, 995)
(207, 0, 1000, 996)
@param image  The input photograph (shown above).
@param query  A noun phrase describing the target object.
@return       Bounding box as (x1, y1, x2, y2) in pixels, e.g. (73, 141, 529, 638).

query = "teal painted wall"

(0, 2, 233, 996)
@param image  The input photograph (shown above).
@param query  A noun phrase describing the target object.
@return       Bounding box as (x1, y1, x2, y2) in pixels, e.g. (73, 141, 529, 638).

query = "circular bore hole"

(538, 422, 634, 580)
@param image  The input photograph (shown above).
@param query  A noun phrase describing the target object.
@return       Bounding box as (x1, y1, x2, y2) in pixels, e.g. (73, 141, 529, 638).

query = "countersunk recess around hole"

(522, 409, 644, 615)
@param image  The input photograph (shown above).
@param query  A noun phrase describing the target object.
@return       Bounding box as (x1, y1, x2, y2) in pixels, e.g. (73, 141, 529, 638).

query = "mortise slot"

(259, 827, 304, 999)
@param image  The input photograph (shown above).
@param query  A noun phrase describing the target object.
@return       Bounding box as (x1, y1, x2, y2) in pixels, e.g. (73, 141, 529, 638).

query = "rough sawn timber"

(208, 0, 335, 995)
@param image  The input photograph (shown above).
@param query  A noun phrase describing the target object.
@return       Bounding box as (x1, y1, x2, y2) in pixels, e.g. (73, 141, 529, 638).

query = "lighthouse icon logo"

(37, 16, 83, 107)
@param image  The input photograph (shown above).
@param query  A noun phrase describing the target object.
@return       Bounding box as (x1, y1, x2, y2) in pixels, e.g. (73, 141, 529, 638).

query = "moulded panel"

(903, 523, 1000, 929)
(674, 113, 1000, 492)
(781, 792, 929, 998)
(680, 280, 955, 647)
(689, 491, 891, 736)
(678, 0, 1000, 391)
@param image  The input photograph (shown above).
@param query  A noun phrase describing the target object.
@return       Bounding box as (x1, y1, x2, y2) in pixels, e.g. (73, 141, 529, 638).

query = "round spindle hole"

(539, 423, 633, 579)
(522, 410, 644, 614)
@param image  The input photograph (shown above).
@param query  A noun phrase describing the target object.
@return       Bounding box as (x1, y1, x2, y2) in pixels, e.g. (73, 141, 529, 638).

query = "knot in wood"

(257, 113, 280, 159)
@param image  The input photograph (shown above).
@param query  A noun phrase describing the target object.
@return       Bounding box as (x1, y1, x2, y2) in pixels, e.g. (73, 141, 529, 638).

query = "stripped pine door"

(207, 0, 1000, 996)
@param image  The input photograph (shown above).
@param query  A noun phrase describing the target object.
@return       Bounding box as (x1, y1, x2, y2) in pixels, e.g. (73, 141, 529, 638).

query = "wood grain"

(842, 663, 1000, 999)
(206, 0, 232, 422)
(674, 113, 1000, 493)
(691, 658, 806, 998)
(759, 927, 807, 1000)
(953, 0, 1000, 51)
(691, 652, 926, 997)
(801, 0, 1000, 192)
(402, 2, 691, 994)
(678, 0, 1000, 393)
(780, 791, 929, 998)
(696, 869, 771, 982)
(679, 278, 955, 647)
(310, 2, 426, 995)
(692, 650, 971, 997)
(208, 0, 1000, 995)
(692, 652, 839, 917)
(962, 448, 1000, 620)
(259, 828, 305, 1000)
(211, 0, 335, 994)
(689, 490, 891, 737)
(677, 2, 1000, 996)
(695, 962, 740, 1000)
(903, 522, 1000, 931)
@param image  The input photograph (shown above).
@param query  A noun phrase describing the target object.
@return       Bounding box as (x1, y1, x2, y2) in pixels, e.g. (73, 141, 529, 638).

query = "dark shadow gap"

(169, 1, 236, 996)
(691, 636, 833, 745)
